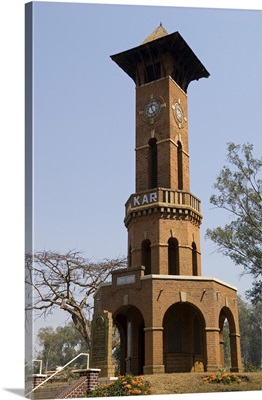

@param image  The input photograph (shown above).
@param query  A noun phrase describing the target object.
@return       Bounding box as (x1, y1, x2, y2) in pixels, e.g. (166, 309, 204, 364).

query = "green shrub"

(244, 361, 259, 372)
(89, 374, 153, 397)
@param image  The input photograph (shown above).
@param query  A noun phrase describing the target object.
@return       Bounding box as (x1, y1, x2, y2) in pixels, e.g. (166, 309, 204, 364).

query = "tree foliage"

(222, 296, 261, 370)
(26, 250, 126, 347)
(205, 142, 262, 303)
(238, 296, 262, 370)
(36, 322, 89, 372)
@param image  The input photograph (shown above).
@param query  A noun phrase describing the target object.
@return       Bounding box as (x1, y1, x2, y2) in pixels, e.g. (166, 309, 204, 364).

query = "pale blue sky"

(0, 1, 262, 398)
(32, 2, 262, 301)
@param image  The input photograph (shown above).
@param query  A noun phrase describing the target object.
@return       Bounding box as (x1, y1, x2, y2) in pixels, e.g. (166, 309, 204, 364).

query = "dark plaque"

(92, 315, 107, 362)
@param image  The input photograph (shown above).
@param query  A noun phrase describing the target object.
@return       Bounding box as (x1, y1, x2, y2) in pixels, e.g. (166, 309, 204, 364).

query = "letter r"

(150, 192, 157, 202)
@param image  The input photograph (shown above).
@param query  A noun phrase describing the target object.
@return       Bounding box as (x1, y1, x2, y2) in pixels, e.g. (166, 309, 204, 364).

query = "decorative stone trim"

(140, 274, 237, 290)
(144, 326, 164, 331)
(179, 291, 187, 302)
(229, 333, 241, 337)
(205, 327, 220, 332)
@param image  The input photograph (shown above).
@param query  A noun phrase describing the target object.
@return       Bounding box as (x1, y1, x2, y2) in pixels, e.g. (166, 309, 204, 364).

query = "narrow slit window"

(149, 138, 158, 189)
(177, 141, 183, 190)
(128, 244, 132, 268)
(141, 239, 151, 275)
(192, 242, 198, 276)
(168, 238, 179, 275)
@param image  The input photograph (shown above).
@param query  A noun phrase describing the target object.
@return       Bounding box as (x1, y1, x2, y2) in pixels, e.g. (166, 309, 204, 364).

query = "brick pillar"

(74, 368, 101, 393)
(229, 333, 242, 372)
(158, 243, 168, 275)
(86, 369, 101, 393)
(143, 327, 165, 374)
(219, 329, 224, 367)
(25, 374, 47, 393)
(205, 328, 221, 371)
(59, 369, 101, 398)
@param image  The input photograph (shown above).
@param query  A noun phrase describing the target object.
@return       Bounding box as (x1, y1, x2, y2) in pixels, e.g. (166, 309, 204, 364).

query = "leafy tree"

(36, 322, 89, 371)
(205, 142, 262, 304)
(238, 296, 262, 370)
(26, 250, 126, 347)
(222, 297, 261, 370)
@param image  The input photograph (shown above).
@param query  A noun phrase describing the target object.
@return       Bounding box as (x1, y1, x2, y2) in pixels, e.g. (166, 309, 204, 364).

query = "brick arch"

(219, 306, 236, 332)
(113, 305, 145, 376)
(218, 306, 240, 371)
(162, 302, 206, 372)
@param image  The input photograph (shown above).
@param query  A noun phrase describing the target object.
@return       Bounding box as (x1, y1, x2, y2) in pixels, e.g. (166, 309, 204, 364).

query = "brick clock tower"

(91, 25, 242, 376)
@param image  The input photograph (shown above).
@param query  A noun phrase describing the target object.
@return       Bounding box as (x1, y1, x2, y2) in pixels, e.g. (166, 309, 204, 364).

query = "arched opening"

(112, 324, 121, 376)
(149, 138, 158, 189)
(114, 306, 145, 376)
(219, 307, 240, 372)
(192, 242, 198, 276)
(193, 315, 201, 355)
(177, 141, 183, 190)
(220, 318, 231, 369)
(141, 239, 151, 275)
(163, 302, 206, 372)
(168, 238, 179, 275)
(128, 244, 132, 268)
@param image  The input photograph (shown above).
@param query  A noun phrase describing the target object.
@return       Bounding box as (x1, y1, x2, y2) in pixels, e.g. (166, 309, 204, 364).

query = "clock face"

(144, 99, 161, 118)
(172, 100, 186, 128)
(174, 102, 184, 123)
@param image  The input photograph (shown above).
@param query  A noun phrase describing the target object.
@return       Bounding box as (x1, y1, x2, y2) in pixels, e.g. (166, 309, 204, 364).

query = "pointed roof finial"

(141, 23, 168, 45)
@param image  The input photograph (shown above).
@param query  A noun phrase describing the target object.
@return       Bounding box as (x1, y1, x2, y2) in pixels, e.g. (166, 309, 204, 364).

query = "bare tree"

(25, 250, 126, 348)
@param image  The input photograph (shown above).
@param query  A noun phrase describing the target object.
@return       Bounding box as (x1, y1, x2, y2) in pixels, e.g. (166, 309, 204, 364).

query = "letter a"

(142, 194, 149, 204)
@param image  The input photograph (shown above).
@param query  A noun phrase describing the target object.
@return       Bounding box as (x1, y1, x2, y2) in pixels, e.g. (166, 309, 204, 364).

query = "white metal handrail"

(25, 359, 43, 375)
(25, 352, 89, 396)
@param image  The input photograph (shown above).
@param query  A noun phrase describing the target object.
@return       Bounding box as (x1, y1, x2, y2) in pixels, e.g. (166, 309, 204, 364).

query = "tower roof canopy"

(111, 25, 210, 92)
(141, 23, 168, 44)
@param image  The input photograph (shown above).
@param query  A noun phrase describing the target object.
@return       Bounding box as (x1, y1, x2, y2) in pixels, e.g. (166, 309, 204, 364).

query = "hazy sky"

(32, 2, 261, 300)
(1, 1, 262, 399)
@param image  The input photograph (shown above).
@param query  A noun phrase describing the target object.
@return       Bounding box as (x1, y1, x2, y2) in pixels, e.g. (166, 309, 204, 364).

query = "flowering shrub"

(89, 374, 153, 397)
(202, 369, 242, 385)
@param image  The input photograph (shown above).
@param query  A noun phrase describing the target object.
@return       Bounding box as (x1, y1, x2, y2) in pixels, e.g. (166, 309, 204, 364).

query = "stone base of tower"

(93, 268, 242, 376)
(143, 365, 165, 374)
(206, 364, 222, 372)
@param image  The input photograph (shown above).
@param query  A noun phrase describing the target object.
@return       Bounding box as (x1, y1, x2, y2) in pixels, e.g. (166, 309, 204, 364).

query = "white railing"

(25, 352, 89, 397)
